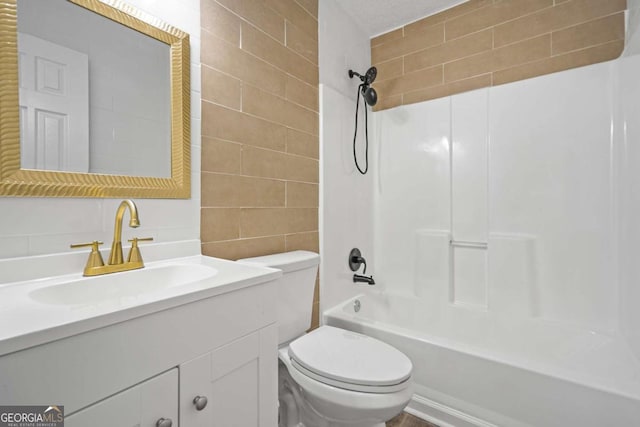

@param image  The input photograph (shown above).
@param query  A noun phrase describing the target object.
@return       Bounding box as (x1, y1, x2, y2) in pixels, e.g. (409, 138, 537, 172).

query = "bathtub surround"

(370, 0, 626, 110)
(371, 65, 618, 329)
(0, 0, 201, 259)
(199, 0, 320, 327)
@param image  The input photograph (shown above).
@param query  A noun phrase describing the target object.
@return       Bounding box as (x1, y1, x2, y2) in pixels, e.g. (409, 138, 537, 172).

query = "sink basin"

(29, 263, 218, 306)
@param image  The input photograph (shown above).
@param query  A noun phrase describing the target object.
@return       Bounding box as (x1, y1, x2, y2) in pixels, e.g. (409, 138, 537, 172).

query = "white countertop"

(0, 242, 281, 356)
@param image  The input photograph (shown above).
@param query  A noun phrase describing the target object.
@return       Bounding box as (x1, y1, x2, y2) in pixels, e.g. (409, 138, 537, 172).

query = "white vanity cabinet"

(66, 369, 178, 427)
(0, 279, 278, 427)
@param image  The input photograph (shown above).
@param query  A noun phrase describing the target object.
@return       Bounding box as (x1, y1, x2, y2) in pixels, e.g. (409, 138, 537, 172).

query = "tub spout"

(353, 274, 375, 285)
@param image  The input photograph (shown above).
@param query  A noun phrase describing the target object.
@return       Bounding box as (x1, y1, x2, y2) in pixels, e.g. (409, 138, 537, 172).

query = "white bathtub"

(324, 291, 640, 427)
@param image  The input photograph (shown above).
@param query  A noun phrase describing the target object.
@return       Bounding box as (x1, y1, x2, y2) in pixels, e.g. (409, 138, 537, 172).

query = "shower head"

(349, 66, 378, 85)
(362, 85, 378, 106)
(364, 66, 377, 84)
(349, 66, 378, 106)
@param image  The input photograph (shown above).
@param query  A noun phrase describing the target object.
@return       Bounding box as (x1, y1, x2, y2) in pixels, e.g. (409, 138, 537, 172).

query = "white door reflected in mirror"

(18, 33, 89, 172)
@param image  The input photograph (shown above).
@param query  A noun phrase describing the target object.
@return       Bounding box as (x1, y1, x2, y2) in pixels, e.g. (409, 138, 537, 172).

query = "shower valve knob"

(349, 248, 367, 274)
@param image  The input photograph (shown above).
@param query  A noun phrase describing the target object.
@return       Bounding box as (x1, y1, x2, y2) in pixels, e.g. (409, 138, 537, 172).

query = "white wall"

(617, 0, 640, 357)
(0, 0, 201, 259)
(373, 61, 618, 334)
(319, 0, 374, 313)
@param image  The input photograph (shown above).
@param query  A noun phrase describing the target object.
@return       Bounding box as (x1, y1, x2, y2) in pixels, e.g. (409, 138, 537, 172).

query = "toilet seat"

(287, 326, 412, 393)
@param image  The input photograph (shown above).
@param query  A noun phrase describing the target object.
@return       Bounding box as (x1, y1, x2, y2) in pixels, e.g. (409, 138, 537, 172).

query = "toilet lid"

(288, 326, 412, 388)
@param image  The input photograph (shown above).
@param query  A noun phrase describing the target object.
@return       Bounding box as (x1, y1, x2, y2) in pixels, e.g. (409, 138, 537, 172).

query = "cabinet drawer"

(66, 369, 177, 427)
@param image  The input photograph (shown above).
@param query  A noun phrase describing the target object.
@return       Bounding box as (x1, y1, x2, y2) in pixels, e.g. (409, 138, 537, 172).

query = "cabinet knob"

(156, 418, 172, 427)
(193, 395, 208, 411)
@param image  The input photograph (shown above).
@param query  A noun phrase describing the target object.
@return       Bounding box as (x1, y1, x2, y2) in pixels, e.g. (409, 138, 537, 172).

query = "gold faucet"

(108, 199, 140, 265)
(71, 200, 153, 276)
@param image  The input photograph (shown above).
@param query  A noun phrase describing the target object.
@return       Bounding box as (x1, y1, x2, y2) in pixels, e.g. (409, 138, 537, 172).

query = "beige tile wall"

(371, 0, 626, 110)
(200, 0, 320, 328)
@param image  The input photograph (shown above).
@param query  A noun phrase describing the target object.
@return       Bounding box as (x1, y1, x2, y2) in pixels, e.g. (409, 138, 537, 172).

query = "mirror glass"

(17, 0, 171, 178)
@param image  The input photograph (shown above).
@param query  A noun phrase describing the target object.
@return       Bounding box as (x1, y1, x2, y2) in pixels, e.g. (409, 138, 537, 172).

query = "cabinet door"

(180, 325, 277, 427)
(65, 369, 177, 427)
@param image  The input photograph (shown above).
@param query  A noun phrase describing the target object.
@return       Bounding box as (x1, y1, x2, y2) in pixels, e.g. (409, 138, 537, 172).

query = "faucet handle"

(70, 240, 104, 249)
(128, 237, 154, 243)
(70, 241, 105, 270)
(127, 237, 153, 264)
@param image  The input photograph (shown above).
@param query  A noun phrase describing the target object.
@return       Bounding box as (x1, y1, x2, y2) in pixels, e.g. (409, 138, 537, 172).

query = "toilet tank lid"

(237, 250, 319, 273)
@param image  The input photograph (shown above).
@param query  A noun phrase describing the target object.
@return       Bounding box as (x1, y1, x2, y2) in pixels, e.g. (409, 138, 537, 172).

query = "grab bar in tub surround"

(450, 240, 488, 249)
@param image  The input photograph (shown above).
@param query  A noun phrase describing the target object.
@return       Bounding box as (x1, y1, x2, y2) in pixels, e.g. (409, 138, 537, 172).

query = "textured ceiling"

(336, 0, 467, 38)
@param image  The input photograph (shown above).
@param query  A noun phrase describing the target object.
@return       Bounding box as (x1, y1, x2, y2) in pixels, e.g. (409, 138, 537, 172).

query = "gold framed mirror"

(0, 0, 190, 198)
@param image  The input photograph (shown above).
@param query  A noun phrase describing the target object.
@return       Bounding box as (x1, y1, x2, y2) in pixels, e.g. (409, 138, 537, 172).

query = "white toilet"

(238, 251, 413, 427)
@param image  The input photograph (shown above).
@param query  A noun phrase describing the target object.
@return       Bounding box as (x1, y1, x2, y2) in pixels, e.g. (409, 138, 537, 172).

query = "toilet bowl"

(238, 251, 413, 427)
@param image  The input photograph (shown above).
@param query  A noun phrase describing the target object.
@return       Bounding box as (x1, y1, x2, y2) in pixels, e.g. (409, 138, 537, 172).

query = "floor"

(387, 412, 439, 427)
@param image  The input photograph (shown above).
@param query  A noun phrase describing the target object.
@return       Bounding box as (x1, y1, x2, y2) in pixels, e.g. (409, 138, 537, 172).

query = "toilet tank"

(237, 251, 320, 345)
